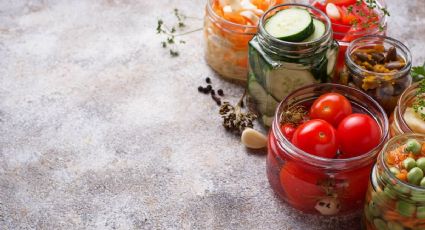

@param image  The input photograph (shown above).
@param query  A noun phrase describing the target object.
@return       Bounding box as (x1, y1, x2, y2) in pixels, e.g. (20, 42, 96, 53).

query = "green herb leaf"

(411, 62, 425, 82)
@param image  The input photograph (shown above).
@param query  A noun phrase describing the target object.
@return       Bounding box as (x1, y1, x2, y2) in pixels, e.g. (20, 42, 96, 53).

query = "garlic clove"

(223, 5, 233, 13)
(315, 197, 341, 215)
(326, 3, 341, 20)
(241, 128, 267, 149)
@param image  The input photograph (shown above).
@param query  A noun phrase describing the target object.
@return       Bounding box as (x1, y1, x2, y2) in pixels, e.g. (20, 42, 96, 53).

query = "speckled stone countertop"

(0, 0, 424, 229)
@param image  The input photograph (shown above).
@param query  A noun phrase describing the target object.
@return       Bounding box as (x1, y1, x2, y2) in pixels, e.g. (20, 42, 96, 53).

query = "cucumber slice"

(265, 8, 314, 42)
(248, 77, 279, 116)
(326, 45, 338, 76)
(303, 19, 326, 42)
(268, 68, 316, 101)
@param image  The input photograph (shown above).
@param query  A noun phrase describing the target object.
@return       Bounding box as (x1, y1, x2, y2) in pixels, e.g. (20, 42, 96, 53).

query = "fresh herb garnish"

(411, 62, 425, 82)
(412, 79, 425, 121)
(156, 8, 202, 57)
(219, 91, 257, 134)
(350, 0, 390, 30)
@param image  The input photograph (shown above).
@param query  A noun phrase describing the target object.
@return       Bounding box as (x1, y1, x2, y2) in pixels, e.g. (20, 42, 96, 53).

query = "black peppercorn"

(198, 86, 203, 92)
(206, 77, 211, 84)
(211, 90, 215, 95)
(206, 85, 212, 90)
(217, 89, 224, 96)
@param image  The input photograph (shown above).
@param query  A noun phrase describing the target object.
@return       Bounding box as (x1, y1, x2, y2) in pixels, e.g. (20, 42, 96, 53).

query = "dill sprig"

(156, 8, 201, 57)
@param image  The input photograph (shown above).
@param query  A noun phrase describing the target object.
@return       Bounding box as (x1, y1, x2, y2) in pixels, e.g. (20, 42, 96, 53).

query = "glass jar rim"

(379, 133, 425, 192)
(206, 0, 274, 34)
(345, 35, 412, 80)
(258, 3, 332, 47)
(272, 83, 389, 169)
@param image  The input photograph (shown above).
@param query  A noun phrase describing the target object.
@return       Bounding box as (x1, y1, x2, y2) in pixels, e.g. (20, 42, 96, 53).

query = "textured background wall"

(0, 0, 424, 229)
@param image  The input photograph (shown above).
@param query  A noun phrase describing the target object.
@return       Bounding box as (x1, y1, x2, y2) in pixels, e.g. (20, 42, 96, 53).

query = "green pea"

(408, 167, 424, 185)
(403, 157, 417, 171)
(369, 200, 381, 217)
(372, 191, 390, 205)
(364, 205, 373, 221)
(421, 177, 425, 187)
(396, 200, 416, 217)
(393, 184, 410, 195)
(417, 207, 425, 219)
(411, 191, 425, 202)
(406, 139, 422, 155)
(387, 222, 404, 230)
(383, 186, 397, 199)
(389, 167, 400, 175)
(373, 218, 388, 230)
(417, 157, 425, 171)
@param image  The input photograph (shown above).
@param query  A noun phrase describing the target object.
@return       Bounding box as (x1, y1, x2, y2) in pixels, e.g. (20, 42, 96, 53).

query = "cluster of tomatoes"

(281, 92, 382, 159)
(313, 0, 381, 41)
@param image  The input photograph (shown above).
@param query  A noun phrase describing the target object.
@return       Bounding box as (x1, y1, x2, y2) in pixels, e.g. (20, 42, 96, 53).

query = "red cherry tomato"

(291, 119, 339, 158)
(310, 93, 353, 127)
(337, 114, 381, 158)
(325, 0, 357, 6)
(280, 124, 296, 140)
(280, 161, 325, 212)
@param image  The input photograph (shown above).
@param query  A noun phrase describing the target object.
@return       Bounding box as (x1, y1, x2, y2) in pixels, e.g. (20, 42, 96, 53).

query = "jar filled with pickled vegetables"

(342, 35, 412, 114)
(247, 3, 339, 126)
(390, 81, 425, 137)
(204, 0, 281, 82)
(310, 0, 388, 79)
(267, 83, 389, 216)
(363, 134, 425, 230)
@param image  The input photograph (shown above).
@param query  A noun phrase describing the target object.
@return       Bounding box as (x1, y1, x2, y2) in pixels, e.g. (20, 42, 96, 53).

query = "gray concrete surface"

(0, 0, 424, 229)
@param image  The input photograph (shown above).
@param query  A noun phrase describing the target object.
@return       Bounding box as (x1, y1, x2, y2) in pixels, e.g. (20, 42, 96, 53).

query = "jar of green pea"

(363, 134, 425, 230)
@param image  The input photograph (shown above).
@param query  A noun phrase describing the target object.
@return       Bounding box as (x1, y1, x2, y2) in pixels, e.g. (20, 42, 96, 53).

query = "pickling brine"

(363, 134, 425, 230)
(247, 3, 338, 126)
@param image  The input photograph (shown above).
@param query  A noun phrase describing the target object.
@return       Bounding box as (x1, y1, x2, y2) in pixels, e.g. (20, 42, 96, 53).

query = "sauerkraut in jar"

(204, 0, 280, 82)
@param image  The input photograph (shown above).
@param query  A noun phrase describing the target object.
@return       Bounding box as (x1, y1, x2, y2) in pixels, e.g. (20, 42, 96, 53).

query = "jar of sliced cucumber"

(247, 3, 339, 126)
(364, 134, 425, 230)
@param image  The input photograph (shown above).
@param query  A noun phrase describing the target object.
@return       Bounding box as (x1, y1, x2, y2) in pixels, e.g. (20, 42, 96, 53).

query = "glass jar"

(363, 134, 425, 230)
(247, 3, 339, 126)
(390, 82, 425, 137)
(267, 83, 389, 216)
(341, 35, 412, 115)
(204, 0, 278, 83)
(309, 0, 388, 80)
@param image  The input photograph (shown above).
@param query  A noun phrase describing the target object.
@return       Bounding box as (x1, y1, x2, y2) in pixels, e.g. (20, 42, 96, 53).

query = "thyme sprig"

(156, 8, 202, 57)
(219, 91, 257, 134)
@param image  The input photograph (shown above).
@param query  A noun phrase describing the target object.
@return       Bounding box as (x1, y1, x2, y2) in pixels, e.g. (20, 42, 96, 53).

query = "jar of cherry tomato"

(310, 0, 388, 80)
(204, 0, 278, 82)
(248, 3, 339, 126)
(363, 134, 425, 230)
(342, 36, 412, 114)
(267, 83, 389, 216)
(390, 82, 425, 137)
